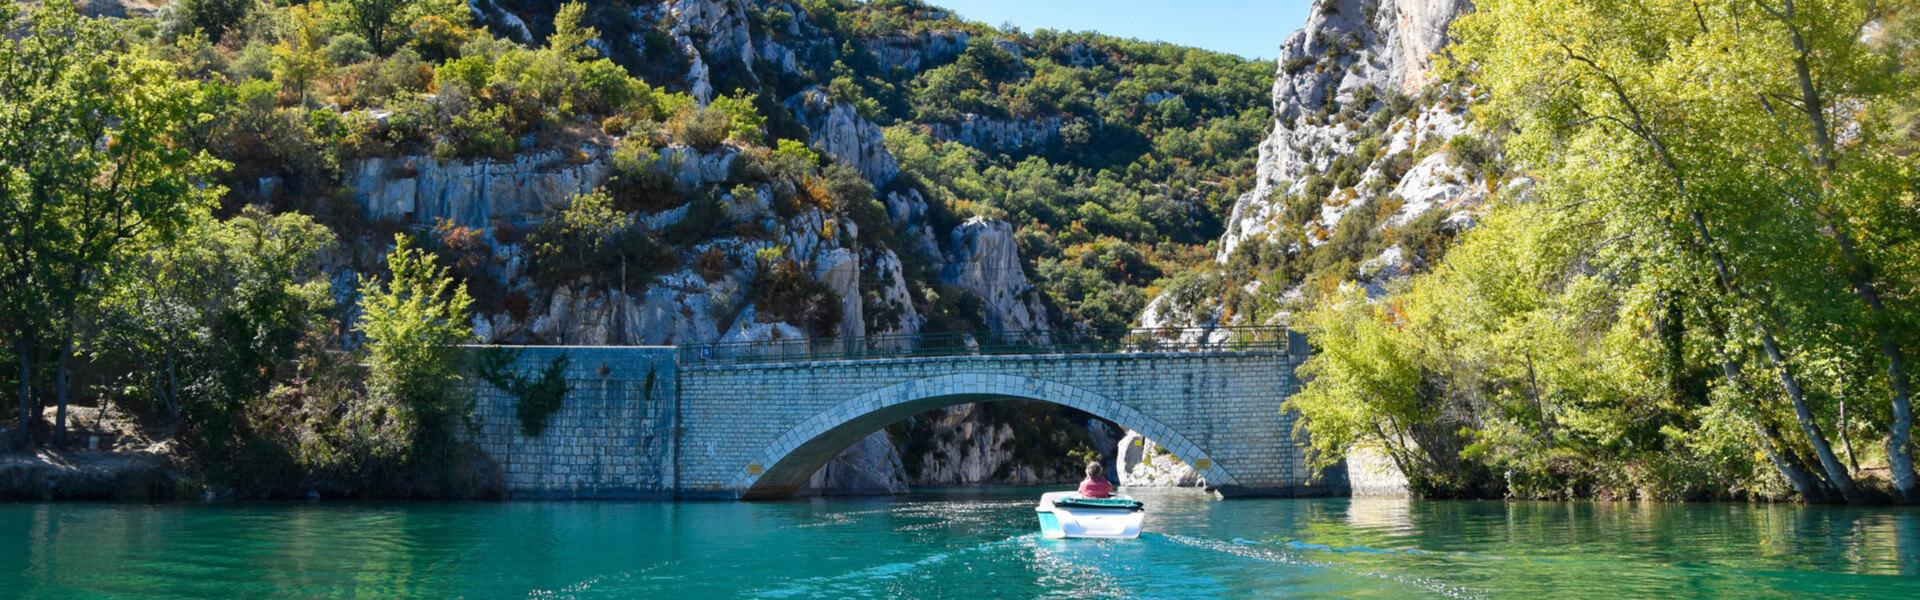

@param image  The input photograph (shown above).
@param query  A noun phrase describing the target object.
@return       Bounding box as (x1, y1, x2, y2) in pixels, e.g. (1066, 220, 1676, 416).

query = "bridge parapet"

(677, 326, 1293, 365)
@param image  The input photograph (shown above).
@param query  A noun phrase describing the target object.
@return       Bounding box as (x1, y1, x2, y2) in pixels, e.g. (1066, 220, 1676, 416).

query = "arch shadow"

(735, 373, 1242, 499)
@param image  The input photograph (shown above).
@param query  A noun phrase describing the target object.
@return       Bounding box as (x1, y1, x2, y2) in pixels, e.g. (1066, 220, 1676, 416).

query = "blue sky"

(928, 1, 1314, 61)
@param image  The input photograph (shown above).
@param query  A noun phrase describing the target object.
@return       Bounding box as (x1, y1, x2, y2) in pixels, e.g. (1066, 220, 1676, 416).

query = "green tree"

(1440, 0, 1918, 502)
(98, 208, 337, 452)
(547, 2, 599, 61)
(0, 2, 221, 449)
(339, 0, 408, 55)
(356, 237, 475, 462)
(166, 0, 255, 44)
(271, 3, 330, 105)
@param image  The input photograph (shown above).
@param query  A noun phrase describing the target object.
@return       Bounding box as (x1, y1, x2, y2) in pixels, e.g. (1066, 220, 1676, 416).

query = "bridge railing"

(678, 326, 1289, 365)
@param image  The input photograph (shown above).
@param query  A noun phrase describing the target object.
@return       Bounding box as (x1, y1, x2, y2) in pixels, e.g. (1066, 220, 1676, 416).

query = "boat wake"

(745, 534, 1033, 599)
(1158, 534, 1483, 599)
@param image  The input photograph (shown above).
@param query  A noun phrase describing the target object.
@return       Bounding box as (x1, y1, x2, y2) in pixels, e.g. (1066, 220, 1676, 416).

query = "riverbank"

(0, 450, 180, 501)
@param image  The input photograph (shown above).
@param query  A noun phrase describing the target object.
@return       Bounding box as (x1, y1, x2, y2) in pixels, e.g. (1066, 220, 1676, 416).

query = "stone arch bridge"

(464, 328, 1341, 499)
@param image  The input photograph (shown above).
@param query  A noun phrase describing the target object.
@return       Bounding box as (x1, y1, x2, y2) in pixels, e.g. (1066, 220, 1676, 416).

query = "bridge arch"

(735, 373, 1243, 498)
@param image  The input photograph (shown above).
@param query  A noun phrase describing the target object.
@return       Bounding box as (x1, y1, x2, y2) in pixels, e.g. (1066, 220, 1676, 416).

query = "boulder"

(1116, 431, 1203, 487)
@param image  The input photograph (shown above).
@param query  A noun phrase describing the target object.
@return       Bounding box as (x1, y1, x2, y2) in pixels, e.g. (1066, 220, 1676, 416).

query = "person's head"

(1085, 461, 1104, 478)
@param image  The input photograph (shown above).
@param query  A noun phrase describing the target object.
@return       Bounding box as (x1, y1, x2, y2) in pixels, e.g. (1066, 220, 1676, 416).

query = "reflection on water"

(2, 489, 1917, 599)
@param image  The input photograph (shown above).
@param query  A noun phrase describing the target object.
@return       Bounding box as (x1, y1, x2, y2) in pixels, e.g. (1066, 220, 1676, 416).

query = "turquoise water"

(4, 488, 1918, 598)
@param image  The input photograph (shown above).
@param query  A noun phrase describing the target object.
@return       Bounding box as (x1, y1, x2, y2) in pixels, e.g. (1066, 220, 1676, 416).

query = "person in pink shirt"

(1077, 462, 1113, 498)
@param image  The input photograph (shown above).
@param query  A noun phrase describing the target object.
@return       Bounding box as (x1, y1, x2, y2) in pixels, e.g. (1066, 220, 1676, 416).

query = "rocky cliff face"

(1221, 0, 1475, 264)
(1148, 0, 1484, 332)
(940, 218, 1050, 336)
(898, 403, 1117, 486)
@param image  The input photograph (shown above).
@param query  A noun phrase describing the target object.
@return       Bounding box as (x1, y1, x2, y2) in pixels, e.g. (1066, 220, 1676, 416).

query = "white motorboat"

(1035, 491, 1145, 539)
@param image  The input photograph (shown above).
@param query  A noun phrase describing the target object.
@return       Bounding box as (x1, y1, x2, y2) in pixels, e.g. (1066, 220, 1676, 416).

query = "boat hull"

(1035, 491, 1143, 539)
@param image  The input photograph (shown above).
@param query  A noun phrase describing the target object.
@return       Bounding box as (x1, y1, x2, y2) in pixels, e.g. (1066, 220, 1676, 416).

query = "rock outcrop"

(1218, 0, 1476, 263)
(926, 115, 1064, 153)
(1116, 431, 1203, 487)
(804, 431, 911, 495)
(1144, 0, 1483, 336)
(906, 404, 1087, 485)
(869, 29, 971, 74)
(346, 149, 609, 228)
(941, 218, 1049, 336)
(788, 87, 900, 186)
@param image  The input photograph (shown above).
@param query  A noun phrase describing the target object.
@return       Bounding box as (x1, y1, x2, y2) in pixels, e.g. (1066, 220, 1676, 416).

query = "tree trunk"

(1708, 318, 1830, 500)
(1684, 210, 1861, 501)
(1839, 399, 1860, 475)
(1762, 0, 1920, 502)
(53, 331, 72, 448)
(15, 334, 33, 451)
(1756, 416, 1831, 502)
(1757, 328, 1865, 502)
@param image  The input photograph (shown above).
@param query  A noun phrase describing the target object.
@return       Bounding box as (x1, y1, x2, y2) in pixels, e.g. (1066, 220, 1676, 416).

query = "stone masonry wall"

(676, 350, 1337, 499)
(467, 344, 1335, 500)
(467, 346, 678, 499)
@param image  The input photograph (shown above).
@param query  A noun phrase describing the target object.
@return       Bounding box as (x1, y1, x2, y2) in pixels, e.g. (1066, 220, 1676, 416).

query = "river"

(3, 488, 1916, 598)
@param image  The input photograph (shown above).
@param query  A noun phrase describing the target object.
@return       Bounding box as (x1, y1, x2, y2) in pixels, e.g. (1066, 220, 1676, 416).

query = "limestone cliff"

(328, 0, 1269, 496)
(1148, 0, 1485, 330)
(1223, 0, 1473, 260)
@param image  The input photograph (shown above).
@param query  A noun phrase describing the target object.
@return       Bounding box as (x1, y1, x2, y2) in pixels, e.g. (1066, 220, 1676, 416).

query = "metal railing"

(677, 326, 1290, 365)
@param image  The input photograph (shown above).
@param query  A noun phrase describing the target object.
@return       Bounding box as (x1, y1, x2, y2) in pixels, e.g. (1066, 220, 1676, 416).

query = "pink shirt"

(1077, 476, 1113, 498)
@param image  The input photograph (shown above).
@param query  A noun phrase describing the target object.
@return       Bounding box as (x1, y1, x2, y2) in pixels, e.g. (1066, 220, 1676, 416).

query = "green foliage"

(99, 208, 338, 453)
(667, 105, 734, 151)
(440, 104, 515, 159)
(474, 349, 572, 438)
(356, 236, 475, 461)
(165, 0, 254, 44)
(527, 191, 673, 289)
(325, 33, 375, 65)
(754, 258, 844, 336)
(338, 0, 467, 55)
(709, 91, 769, 146)
(1283, 0, 1920, 501)
(1, 1, 225, 449)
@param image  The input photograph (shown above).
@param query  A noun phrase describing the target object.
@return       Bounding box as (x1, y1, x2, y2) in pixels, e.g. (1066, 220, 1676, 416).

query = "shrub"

(753, 258, 843, 335)
(1445, 133, 1500, 179)
(356, 236, 475, 462)
(231, 41, 276, 81)
(667, 105, 732, 150)
(528, 191, 675, 289)
(408, 14, 470, 62)
(165, 0, 253, 43)
(441, 104, 514, 160)
(325, 33, 374, 65)
(709, 91, 767, 146)
(528, 191, 625, 287)
(608, 137, 677, 212)
(694, 247, 731, 282)
(576, 59, 639, 115)
(435, 55, 491, 92)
